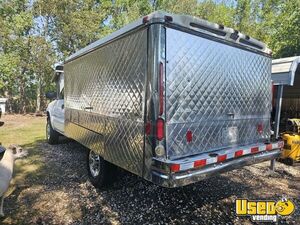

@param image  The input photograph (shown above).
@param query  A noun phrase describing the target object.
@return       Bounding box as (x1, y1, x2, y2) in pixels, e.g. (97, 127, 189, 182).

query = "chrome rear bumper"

(152, 148, 281, 188)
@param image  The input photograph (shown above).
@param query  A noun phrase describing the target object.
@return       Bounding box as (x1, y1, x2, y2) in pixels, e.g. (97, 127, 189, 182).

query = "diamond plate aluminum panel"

(165, 28, 272, 159)
(64, 29, 147, 176)
(65, 119, 105, 156)
(65, 108, 106, 134)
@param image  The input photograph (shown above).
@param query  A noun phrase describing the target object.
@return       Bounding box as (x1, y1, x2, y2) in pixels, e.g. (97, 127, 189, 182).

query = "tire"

(46, 119, 59, 144)
(87, 149, 115, 188)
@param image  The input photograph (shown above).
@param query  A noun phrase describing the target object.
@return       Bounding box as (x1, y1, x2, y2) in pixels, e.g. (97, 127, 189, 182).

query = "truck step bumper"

(152, 142, 283, 188)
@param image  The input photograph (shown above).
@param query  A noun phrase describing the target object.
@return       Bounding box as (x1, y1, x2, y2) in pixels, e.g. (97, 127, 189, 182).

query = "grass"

(0, 115, 47, 223)
(0, 115, 86, 225)
(0, 115, 45, 147)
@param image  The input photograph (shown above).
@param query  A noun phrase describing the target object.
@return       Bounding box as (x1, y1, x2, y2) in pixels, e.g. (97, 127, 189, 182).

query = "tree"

(0, 0, 34, 113)
(269, 0, 300, 57)
(1, 0, 300, 113)
(110, 0, 152, 30)
(154, 0, 198, 15)
(0, 0, 55, 113)
(34, 0, 113, 59)
(29, 37, 55, 112)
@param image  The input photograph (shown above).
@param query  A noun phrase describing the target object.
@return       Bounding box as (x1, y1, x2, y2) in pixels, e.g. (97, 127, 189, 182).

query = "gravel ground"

(1, 139, 300, 225)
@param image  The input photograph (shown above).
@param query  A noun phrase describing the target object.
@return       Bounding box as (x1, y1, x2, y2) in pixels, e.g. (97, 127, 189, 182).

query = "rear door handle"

(227, 113, 235, 118)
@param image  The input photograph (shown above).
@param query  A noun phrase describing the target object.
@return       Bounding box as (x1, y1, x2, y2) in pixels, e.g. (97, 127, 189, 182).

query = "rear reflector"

(217, 154, 227, 162)
(194, 159, 206, 167)
(159, 62, 164, 116)
(159, 142, 282, 173)
(251, 147, 259, 153)
(186, 130, 193, 143)
(170, 164, 180, 172)
(235, 150, 243, 157)
(156, 118, 164, 141)
(266, 144, 273, 151)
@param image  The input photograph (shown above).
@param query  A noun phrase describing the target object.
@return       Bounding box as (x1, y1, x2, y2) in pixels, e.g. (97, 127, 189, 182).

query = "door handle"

(227, 112, 234, 119)
(84, 106, 93, 110)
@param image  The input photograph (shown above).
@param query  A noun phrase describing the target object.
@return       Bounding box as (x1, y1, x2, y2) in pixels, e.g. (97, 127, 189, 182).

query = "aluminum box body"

(64, 11, 272, 185)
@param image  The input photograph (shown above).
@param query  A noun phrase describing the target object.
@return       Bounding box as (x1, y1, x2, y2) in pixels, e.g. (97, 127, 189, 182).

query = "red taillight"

(186, 130, 193, 143)
(251, 147, 259, 153)
(217, 154, 227, 162)
(170, 164, 180, 172)
(194, 159, 206, 167)
(257, 123, 263, 134)
(156, 118, 164, 140)
(235, 150, 243, 157)
(159, 62, 164, 116)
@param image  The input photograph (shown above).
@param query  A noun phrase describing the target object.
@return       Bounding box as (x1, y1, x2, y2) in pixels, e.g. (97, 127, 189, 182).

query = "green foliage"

(269, 0, 300, 57)
(0, 53, 20, 91)
(0, 0, 299, 113)
(34, 0, 113, 58)
(155, 0, 198, 14)
(110, 0, 152, 29)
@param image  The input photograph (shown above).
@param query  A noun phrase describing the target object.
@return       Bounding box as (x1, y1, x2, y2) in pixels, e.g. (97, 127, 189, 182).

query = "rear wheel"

(87, 150, 109, 188)
(46, 119, 59, 144)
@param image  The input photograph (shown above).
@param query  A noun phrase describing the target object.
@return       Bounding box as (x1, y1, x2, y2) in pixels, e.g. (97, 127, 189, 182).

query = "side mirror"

(46, 91, 57, 100)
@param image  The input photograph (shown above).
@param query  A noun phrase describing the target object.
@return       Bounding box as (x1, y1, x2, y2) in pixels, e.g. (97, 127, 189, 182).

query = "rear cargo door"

(165, 28, 272, 160)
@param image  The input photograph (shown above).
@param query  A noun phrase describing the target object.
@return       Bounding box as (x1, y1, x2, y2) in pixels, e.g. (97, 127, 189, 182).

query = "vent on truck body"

(66, 11, 271, 63)
(186, 20, 268, 53)
(145, 11, 271, 55)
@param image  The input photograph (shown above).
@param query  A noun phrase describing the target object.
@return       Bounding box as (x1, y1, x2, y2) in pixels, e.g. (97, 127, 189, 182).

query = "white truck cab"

(46, 65, 65, 144)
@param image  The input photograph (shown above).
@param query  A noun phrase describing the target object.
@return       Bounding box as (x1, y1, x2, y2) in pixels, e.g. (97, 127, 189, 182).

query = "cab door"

(52, 73, 65, 134)
(52, 91, 64, 134)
